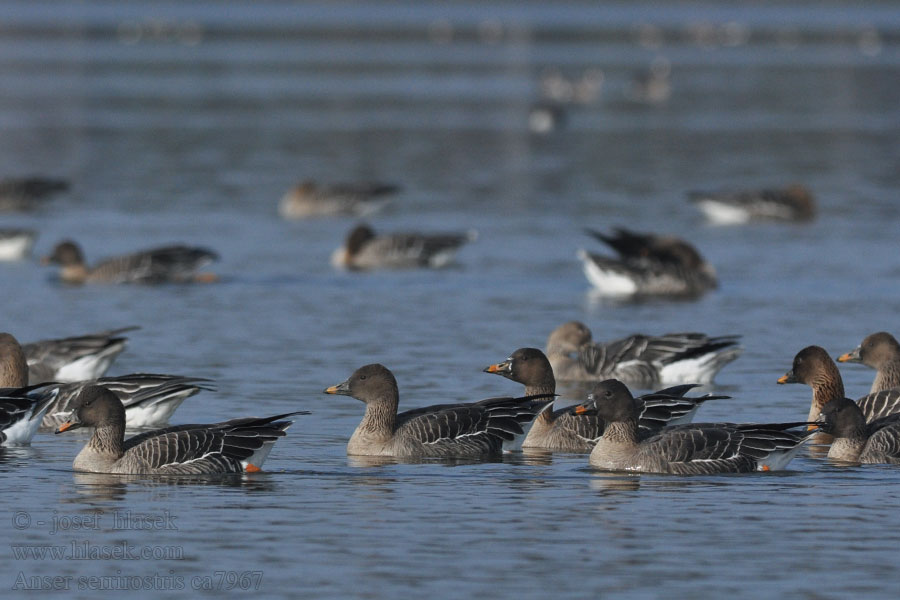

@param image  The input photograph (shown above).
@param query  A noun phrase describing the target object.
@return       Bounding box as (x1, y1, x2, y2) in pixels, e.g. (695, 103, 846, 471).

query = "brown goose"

(483, 347, 727, 452)
(323, 363, 553, 458)
(577, 227, 717, 297)
(838, 332, 900, 394)
(545, 321, 741, 386)
(42, 240, 218, 284)
(0, 333, 58, 445)
(23, 326, 137, 384)
(55, 386, 303, 474)
(779, 345, 900, 425)
(576, 379, 812, 474)
(278, 180, 399, 219)
(687, 184, 815, 224)
(38, 373, 215, 429)
(817, 397, 900, 464)
(331, 223, 476, 270)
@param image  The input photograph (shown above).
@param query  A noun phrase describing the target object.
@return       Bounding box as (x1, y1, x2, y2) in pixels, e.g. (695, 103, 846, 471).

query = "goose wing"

(395, 394, 554, 450)
(23, 326, 136, 381)
(857, 389, 900, 422)
(91, 246, 217, 283)
(0, 384, 59, 444)
(861, 415, 900, 463)
(122, 412, 305, 473)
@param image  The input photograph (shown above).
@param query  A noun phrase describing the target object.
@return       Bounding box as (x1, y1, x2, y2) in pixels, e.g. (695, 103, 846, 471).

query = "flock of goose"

(2, 174, 897, 476)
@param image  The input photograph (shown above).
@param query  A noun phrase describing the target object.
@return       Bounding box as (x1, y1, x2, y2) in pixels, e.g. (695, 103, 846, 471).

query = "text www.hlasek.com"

(13, 568, 263, 592)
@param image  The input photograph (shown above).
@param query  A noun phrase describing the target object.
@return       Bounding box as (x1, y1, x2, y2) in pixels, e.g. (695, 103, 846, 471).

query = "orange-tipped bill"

(55, 421, 78, 434)
(836, 349, 859, 363)
(574, 405, 590, 415)
(776, 371, 796, 384)
(483, 360, 511, 375)
(324, 380, 351, 396)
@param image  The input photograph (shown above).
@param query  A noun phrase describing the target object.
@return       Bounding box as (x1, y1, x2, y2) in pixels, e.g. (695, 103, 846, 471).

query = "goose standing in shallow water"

(483, 348, 728, 452)
(331, 223, 476, 270)
(278, 180, 400, 219)
(545, 321, 741, 386)
(42, 240, 218, 284)
(0, 333, 58, 445)
(23, 326, 136, 384)
(38, 373, 215, 429)
(687, 184, 816, 225)
(576, 380, 812, 474)
(577, 227, 717, 297)
(55, 386, 304, 474)
(817, 397, 900, 464)
(324, 363, 554, 458)
(779, 345, 900, 427)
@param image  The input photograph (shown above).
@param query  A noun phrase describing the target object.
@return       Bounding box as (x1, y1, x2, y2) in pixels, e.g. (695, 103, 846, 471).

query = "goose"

(38, 373, 215, 429)
(54, 386, 304, 474)
(484, 347, 728, 452)
(0, 333, 58, 445)
(42, 240, 218, 284)
(331, 223, 476, 270)
(0, 176, 69, 211)
(576, 379, 812, 474)
(779, 345, 900, 425)
(578, 227, 717, 297)
(323, 363, 554, 458)
(278, 180, 400, 219)
(817, 397, 900, 464)
(0, 229, 38, 261)
(23, 326, 137, 383)
(687, 184, 815, 225)
(545, 321, 741, 386)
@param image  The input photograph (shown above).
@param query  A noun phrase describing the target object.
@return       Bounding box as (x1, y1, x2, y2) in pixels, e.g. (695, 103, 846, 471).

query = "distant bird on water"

(0, 176, 69, 211)
(331, 223, 477, 270)
(0, 229, 38, 261)
(42, 240, 219, 284)
(687, 184, 816, 224)
(278, 180, 400, 219)
(577, 227, 717, 297)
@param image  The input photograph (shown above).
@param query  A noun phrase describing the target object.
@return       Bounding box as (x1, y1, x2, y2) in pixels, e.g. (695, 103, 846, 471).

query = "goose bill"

(55, 419, 82, 434)
(323, 380, 351, 395)
(836, 348, 861, 363)
(776, 370, 797, 384)
(483, 360, 512, 375)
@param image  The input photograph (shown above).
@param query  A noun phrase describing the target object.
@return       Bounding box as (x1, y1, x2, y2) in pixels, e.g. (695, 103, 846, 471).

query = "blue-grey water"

(2, 1, 899, 598)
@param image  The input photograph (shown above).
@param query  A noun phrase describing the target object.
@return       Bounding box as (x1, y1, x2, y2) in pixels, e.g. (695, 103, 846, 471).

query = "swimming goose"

(324, 363, 554, 458)
(626, 57, 672, 105)
(817, 397, 900, 464)
(0, 176, 69, 211)
(0, 229, 38, 261)
(483, 347, 728, 451)
(23, 326, 137, 384)
(279, 180, 400, 219)
(39, 373, 215, 429)
(55, 386, 304, 474)
(779, 345, 900, 424)
(0, 333, 58, 445)
(576, 379, 812, 474)
(545, 321, 741, 386)
(578, 227, 717, 297)
(687, 184, 815, 225)
(42, 240, 219, 284)
(331, 223, 477, 270)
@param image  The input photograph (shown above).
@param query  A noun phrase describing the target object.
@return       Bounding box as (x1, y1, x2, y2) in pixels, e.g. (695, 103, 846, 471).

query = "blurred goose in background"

(39, 373, 215, 429)
(0, 229, 38, 260)
(23, 326, 136, 384)
(483, 347, 728, 452)
(779, 345, 900, 427)
(0, 333, 58, 445)
(576, 379, 813, 474)
(0, 176, 69, 211)
(278, 180, 401, 219)
(817, 397, 900, 464)
(578, 227, 717, 297)
(687, 184, 816, 224)
(331, 223, 477, 270)
(837, 332, 900, 395)
(545, 321, 741, 386)
(626, 56, 671, 105)
(42, 240, 218, 284)
(55, 386, 303, 474)
(324, 363, 554, 458)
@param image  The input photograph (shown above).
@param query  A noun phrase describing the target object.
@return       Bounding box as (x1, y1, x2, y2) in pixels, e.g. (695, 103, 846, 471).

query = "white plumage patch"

(695, 201, 751, 225)
(659, 355, 720, 385)
(578, 250, 637, 296)
(0, 236, 34, 261)
(55, 355, 117, 383)
(2, 408, 44, 445)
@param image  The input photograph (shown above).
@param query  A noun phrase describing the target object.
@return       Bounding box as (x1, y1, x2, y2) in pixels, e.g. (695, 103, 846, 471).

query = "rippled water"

(2, 1, 899, 598)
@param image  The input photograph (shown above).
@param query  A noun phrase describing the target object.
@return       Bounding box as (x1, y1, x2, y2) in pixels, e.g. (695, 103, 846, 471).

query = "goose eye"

(605, 390, 612, 398)
(359, 375, 367, 381)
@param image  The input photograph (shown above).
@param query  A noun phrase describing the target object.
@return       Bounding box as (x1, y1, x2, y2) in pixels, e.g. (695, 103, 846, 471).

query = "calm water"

(2, 1, 900, 598)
